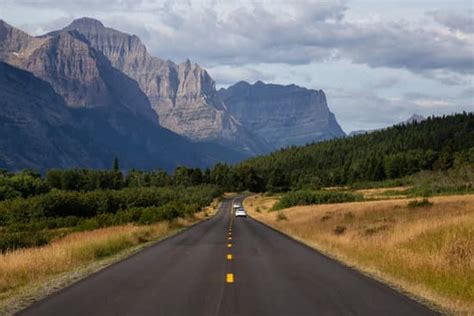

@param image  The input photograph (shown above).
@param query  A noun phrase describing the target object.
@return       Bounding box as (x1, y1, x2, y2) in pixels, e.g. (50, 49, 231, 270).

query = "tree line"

(1, 113, 473, 200)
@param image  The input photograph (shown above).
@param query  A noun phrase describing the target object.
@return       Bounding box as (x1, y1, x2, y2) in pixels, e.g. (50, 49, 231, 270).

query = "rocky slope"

(219, 81, 346, 149)
(0, 18, 347, 170)
(0, 61, 110, 170)
(60, 18, 270, 155)
(0, 21, 246, 171)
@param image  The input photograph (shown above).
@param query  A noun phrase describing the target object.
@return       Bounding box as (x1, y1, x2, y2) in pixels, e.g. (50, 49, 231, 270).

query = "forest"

(0, 113, 473, 251)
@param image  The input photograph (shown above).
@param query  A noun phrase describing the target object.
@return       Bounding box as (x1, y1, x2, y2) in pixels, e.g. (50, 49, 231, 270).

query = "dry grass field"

(0, 199, 221, 314)
(245, 194, 474, 314)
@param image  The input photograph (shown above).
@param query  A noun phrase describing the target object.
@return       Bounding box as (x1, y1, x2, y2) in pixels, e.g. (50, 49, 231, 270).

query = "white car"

(235, 207, 247, 218)
(233, 202, 241, 209)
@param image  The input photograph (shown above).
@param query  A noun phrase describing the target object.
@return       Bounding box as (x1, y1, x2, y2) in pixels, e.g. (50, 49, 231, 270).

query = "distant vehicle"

(235, 207, 247, 218)
(233, 202, 241, 209)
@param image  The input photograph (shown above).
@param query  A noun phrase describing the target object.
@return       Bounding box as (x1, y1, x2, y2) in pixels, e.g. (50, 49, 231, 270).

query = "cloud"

(328, 87, 473, 132)
(206, 65, 275, 87)
(428, 9, 474, 34)
(4, 0, 473, 82)
(370, 77, 400, 89)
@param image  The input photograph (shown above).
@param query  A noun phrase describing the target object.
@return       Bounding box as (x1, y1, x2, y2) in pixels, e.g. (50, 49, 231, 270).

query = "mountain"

(0, 20, 246, 171)
(404, 114, 425, 124)
(348, 114, 427, 136)
(218, 81, 346, 150)
(0, 18, 347, 171)
(0, 61, 110, 170)
(59, 17, 271, 155)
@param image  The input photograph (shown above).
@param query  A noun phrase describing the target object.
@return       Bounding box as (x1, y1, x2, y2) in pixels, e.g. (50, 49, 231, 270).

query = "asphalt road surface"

(18, 195, 438, 316)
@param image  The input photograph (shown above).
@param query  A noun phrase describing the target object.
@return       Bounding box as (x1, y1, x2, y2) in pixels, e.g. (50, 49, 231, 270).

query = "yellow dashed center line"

(226, 273, 234, 283)
(227, 243, 232, 248)
(227, 254, 233, 260)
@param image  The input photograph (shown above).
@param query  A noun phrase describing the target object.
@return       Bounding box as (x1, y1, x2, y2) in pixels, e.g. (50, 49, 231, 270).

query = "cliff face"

(219, 81, 346, 149)
(0, 18, 348, 170)
(0, 20, 47, 65)
(62, 18, 270, 155)
(0, 61, 111, 170)
(0, 21, 247, 171)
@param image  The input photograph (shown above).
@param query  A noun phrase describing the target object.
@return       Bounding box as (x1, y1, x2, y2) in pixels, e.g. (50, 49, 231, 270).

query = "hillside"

(0, 61, 111, 170)
(232, 113, 474, 190)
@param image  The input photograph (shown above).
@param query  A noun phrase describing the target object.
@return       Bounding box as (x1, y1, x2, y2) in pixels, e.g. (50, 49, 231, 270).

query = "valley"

(0, 5, 473, 315)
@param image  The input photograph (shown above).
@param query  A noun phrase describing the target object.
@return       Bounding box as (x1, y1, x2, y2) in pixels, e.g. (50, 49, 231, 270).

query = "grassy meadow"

(245, 193, 474, 314)
(0, 197, 220, 315)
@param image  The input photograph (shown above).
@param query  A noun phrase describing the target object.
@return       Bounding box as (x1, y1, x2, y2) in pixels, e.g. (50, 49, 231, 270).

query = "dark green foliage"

(0, 185, 221, 252)
(0, 170, 48, 201)
(112, 157, 120, 172)
(238, 113, 474, 189)
(0, 185, 221, 224)
(0, 230, 53, 252)
(46, 169, 124, 191)
(272, 190, 363, 210)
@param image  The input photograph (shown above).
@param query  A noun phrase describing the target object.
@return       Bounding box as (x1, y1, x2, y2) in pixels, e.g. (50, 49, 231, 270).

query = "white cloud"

(428, 9, 474, 34)
(1, 0, 473, 131)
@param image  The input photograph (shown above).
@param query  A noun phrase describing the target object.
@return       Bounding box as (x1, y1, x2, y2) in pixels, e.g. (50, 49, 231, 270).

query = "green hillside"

(232, 112, 474, 190)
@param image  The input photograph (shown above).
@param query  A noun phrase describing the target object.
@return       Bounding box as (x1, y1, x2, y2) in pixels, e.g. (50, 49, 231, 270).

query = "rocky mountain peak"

(61, 19, 269, 154)
(219, 81, 346, 150)
(67, 17, 105, 30)
(177, 60, 216, 98)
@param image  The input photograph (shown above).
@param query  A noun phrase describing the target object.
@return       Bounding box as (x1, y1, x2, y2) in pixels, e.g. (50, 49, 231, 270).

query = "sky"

(1, 0, 473, 133)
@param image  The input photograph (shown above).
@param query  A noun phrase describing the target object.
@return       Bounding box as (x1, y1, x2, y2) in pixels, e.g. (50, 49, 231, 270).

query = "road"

(18, 195, 438, 316)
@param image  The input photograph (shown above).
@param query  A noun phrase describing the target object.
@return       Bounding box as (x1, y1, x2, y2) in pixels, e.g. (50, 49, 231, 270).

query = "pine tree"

(112, 157, 119, 172)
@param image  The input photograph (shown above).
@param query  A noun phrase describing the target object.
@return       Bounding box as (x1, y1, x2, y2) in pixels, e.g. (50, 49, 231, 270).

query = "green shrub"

(272, 190, 363, 210)
(0, 185, 222, 226)
(0, 230, 52, 252)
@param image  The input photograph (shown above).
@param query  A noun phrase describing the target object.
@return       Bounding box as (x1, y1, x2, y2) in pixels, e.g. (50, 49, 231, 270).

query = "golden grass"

(356, 186, 410, 199)
(0, 201, 221, 315)
(245, 194, 474, 315)
(195, 198, 221, 219)
(0, 224, 169, 297)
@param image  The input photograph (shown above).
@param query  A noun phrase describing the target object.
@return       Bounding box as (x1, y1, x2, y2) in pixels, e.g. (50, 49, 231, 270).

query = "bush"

(276, 212, 288, 221)
(0, 185, 222, 226)
(0, 230, 53, 252)
(333, 225, 347, 235)
(272, 190, 363, 210)
(408, 198, 433, 208)
(0, 184, 222, 251)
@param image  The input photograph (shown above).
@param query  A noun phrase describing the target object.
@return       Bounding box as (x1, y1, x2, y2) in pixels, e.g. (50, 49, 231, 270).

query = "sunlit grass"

(245, 194, 474, 314)
(0, 223, 170, 296)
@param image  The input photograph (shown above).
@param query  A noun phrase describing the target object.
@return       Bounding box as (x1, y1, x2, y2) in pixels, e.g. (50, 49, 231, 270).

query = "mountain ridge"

(0, 21, 247, 171)
(219, 80, 346, 150)
(0, 17, 347, 171)
(59, 17, 272, 155)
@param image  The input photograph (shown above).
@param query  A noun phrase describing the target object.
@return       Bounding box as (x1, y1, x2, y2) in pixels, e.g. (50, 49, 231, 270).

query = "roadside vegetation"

(271, 190, 363, 210)
(245, 190, 474, 314)
(0, 185, 221, 252)
(0, 113, 472, 313)
(0, 214, 215, 315)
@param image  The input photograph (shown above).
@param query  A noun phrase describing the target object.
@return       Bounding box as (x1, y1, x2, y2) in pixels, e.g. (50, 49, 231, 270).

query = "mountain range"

(0, 17, 345, 171)
(348, 114, 426, 137)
